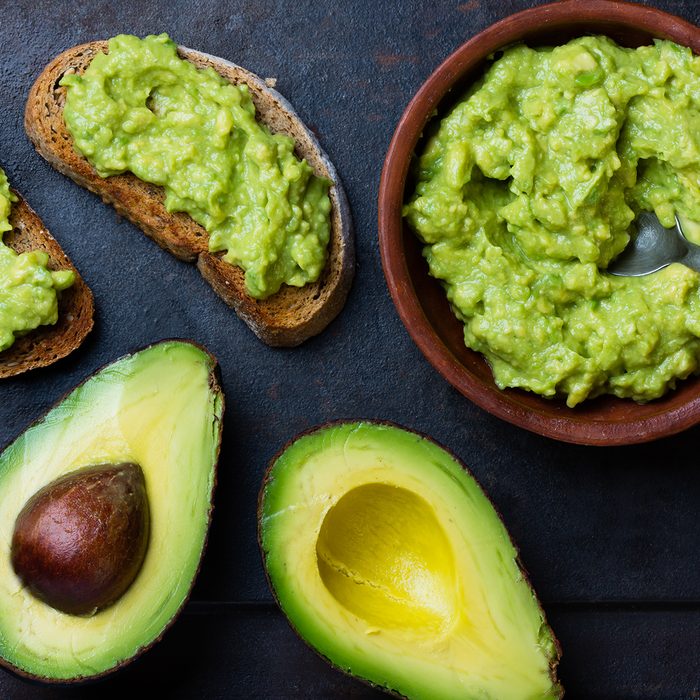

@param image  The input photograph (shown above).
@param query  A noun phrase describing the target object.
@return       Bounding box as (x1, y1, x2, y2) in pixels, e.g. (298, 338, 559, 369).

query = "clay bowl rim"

(378, 0, 700, 446)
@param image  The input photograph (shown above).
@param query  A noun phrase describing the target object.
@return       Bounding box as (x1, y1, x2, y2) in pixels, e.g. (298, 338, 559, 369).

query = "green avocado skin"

(0, 340, 223, 682)
(405, 36, 700, 407)
(260, 421, 561, 700)
(62, 33, 331, 300)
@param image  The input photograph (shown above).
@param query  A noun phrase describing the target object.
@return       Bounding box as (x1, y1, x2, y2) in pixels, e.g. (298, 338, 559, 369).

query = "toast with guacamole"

(25, 34, 354, 347)
(0, 169, 93, 378)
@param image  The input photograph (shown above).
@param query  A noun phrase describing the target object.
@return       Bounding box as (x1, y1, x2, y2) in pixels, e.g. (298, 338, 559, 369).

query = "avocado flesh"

(260, 422, 561, 700)
(0, 341, 223, 680)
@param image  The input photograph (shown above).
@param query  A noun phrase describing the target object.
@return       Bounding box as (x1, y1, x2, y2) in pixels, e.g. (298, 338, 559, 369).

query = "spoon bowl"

(608, 213, 700, 277)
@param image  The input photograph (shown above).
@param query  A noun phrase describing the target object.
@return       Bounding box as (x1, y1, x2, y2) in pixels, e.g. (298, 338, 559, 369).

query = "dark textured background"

(1, 0, 700, 697)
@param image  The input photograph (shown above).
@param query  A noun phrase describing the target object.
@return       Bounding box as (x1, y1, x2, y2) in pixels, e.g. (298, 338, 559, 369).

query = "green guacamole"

(405, 36, 700, 407)
(0, 169, 74, 352)
(62, 34, 331, 299)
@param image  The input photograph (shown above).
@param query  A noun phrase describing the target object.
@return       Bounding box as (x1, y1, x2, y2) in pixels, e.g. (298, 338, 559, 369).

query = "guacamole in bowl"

(404, 35, 700, 407)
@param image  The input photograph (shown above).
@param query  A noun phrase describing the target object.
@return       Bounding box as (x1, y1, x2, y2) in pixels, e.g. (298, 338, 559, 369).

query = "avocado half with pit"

(259, 421, 562, 699)
(0, 340, 224, 682)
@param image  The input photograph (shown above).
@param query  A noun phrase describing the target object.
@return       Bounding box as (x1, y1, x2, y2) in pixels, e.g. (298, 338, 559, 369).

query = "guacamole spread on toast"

(0, 169, 74, 352)
(405, 36, 700, 406)
(62, 34, 331, 299)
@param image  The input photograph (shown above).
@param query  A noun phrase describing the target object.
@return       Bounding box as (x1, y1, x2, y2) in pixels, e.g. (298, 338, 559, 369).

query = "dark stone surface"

(1, 0, 700, 697)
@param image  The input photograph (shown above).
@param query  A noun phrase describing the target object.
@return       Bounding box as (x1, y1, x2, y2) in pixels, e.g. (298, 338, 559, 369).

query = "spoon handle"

(682, 240, 700, 274)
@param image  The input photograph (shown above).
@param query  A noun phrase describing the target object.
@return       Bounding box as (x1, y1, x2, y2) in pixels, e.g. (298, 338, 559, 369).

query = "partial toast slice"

(0, 192, 94, 378)
(26, 41, 354, 347)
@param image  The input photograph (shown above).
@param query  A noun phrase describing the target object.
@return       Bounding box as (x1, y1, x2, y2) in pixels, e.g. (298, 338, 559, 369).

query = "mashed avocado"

(405, 36, 700, 407)
(61, 34, 331, 300)
(0, 169, 74, 352)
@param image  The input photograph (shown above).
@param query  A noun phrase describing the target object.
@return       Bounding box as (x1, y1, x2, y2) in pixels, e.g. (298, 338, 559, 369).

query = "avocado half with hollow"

(0, 340, 224, 682)
(259, 421, 562, 699)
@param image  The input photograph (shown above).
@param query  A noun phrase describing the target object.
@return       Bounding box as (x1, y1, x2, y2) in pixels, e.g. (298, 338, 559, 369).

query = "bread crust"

(25, 41, 354, 346)
(0, 192, 94, 378)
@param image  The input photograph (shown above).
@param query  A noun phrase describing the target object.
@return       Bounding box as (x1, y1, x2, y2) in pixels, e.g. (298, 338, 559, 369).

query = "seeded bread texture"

(25, 41, 354, 346)
(0, 192, 94, 378)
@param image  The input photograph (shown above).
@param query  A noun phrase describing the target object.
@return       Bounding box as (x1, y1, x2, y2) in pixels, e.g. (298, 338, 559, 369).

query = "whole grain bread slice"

(0, 192, 94, 378)
(25, 41, 354, 347)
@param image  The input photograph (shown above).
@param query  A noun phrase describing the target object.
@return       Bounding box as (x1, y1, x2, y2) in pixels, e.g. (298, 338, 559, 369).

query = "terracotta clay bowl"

(378, 0, 700, 446)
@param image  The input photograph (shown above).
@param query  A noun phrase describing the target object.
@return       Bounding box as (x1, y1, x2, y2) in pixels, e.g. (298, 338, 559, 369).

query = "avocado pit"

(11, 462, 150, 616)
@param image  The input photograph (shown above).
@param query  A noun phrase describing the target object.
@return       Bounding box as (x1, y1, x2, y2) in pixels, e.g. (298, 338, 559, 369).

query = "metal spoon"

(608, 212, 700, 277)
